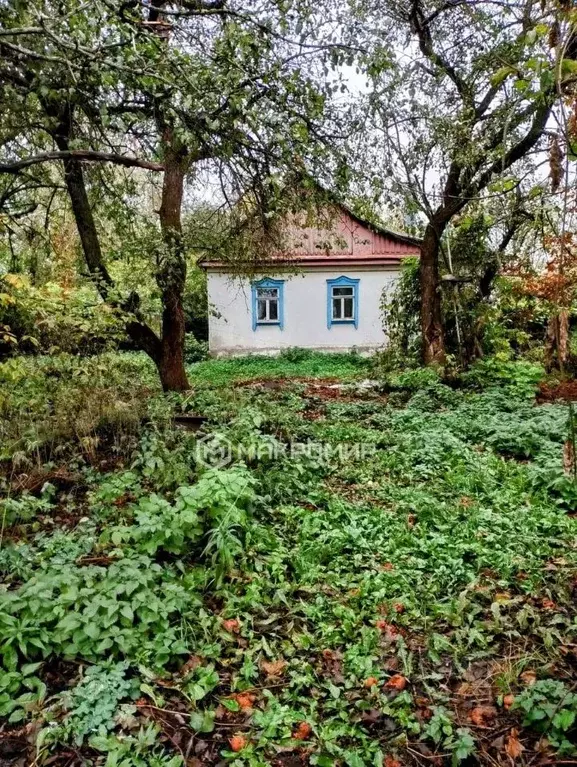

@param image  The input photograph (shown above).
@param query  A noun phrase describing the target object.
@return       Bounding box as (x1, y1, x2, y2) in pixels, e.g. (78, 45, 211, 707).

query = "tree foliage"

(351, 0, 575, 364)
(0, 0, 344, 388)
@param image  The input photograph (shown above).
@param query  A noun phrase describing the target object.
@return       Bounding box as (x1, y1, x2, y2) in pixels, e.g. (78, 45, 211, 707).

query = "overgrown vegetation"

(1, 350, 576, 766)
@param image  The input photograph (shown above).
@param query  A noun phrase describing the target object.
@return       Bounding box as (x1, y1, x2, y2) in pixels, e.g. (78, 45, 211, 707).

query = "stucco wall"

(206, 267, 400, 356)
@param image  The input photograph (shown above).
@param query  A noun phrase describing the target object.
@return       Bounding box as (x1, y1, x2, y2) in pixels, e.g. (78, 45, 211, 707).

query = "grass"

(0, 351, 576, 766)
(187, 349, 371, 387)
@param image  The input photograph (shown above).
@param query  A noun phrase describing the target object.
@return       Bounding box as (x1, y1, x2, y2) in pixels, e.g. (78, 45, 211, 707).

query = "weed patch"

(1, 353, 576, 766)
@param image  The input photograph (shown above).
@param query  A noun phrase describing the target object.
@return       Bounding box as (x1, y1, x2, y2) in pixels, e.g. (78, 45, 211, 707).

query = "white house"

(200, 203, 420, 357)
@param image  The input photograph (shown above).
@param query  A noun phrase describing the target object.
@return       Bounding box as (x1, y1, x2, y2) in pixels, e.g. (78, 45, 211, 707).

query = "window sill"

(255, 321, 282, 327)
(330, 319, 357, 326)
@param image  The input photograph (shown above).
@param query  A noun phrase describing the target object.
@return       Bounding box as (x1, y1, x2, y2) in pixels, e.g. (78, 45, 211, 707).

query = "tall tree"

(353, 0, 573, 364)
(0, 0, 339, 389)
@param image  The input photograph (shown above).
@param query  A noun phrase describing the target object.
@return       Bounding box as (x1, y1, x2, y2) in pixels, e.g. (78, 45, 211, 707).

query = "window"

(251, 278, 284, 330)
(326, 276, 359, 328)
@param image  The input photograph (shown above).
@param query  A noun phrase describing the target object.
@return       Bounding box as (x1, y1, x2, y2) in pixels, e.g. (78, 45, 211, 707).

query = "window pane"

(332, 298, 341, 319)
(269, 299, 278, 320)
(258, 288, 278, 299)
(333, 287, 353, 296)
(257, 300, 267, 320)
(343, 297, 354, 318)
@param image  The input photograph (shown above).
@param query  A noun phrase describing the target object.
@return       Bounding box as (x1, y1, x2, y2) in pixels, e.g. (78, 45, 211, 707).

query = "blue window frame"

(251, 278, 285, 331)
(326, 276, 359, 329)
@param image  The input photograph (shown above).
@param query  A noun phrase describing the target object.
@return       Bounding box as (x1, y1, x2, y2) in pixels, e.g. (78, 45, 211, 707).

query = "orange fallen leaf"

(364, 677, 379, 688)
(234, 692, 256, 711)
(385, 674, 407, 691)
(229, 734, 247, 752)
(261, 659, 287, 678)
(542, 598, 556, 610)
(381, 562, 394, 571)
(384, 756, 401, 767)
(393, 602, 405, 613)
(292, 721, 312, 740)
(222, 618, 240, 634)
(520, 670, 537, 686)
(505, 729, 524, 760)
(503, 693, 515, 710)
(469, 706, 497, 727)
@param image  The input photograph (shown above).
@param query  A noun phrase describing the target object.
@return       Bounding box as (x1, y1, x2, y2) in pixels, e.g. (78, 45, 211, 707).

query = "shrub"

(184, 334, 208, 363)
(461, 357, 543, 397)
(0, 274, 125, 357)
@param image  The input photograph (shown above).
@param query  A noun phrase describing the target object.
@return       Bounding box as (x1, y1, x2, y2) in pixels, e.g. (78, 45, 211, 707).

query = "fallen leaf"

(381, 562, 394, 571)
(407, 514, 417, 527)
(364, 677, 378, 688)
(229, 734, 247, 752)
(234, 692, 256, 711)
(376, 620, 400, 639)
(384, 674, 407, 691)
(261, 659, 287, 678)
(541, 598, 556, 610)
(292, 721, 312, 740)
(469, 706, 497, 727)
(505, 729, 524, 760)
(361, 709, 382, 724)
(180, 655, 203, 675)
(520, 670, 537, 686)
(393, 602, 405, 613)
(222, 618, 240, 634)
(384, 756, 401, 767)
(503, 693, 515, 710)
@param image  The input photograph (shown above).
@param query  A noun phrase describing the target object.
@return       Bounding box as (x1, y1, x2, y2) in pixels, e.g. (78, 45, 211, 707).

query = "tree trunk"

(48, 108, 165, 370)
(60, 153, 164, 364)
(156, 141, 189, 392)
(420, 220, 446, 365)
(545, 309, 569, 373)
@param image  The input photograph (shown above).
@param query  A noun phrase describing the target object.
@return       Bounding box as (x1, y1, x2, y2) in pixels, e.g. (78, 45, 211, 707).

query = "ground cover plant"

(1, 351, 577, 767)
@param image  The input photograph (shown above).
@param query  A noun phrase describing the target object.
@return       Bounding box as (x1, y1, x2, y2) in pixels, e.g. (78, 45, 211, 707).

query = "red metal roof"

(200, 203, 421, 270)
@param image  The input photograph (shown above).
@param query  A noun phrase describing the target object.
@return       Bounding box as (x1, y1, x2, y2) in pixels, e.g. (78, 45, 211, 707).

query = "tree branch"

(409, 0, 472, 107)
(0, 150, 164, 174)
(473, 99, 552, 194)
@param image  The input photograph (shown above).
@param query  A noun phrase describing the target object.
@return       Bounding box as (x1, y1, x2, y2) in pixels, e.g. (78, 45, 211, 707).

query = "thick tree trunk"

(156, 141, 189, 392)
(420, 220, 446, 365)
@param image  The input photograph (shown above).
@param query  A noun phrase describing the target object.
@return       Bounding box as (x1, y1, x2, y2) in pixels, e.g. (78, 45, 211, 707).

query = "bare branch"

(409, 0, 473, 107)
(0, 150, 164, 174)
